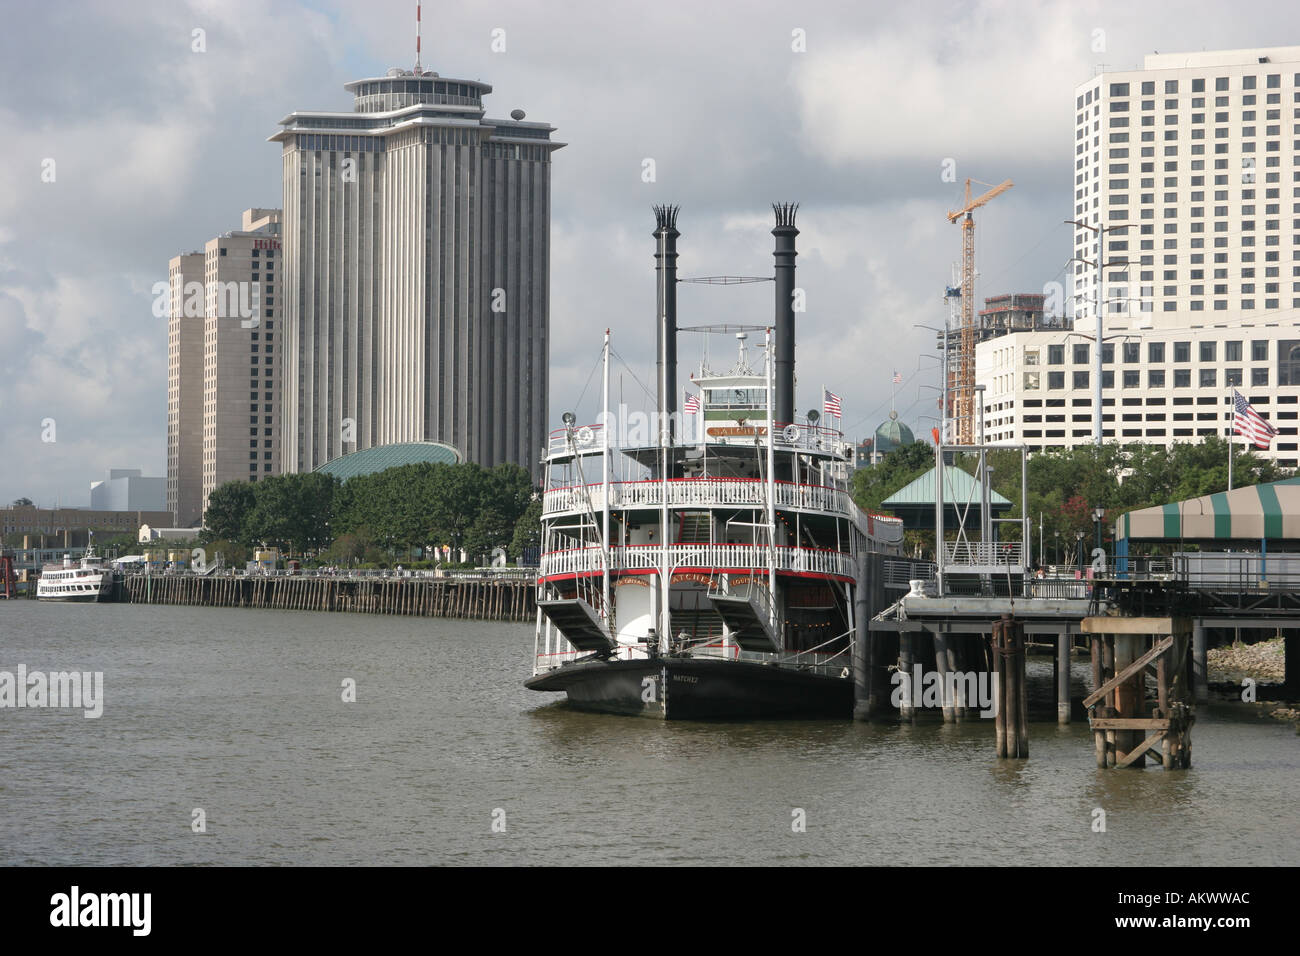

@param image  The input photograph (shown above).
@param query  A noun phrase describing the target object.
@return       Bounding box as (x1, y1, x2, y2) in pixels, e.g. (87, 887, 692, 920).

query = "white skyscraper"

(974, 46, 1300, 466)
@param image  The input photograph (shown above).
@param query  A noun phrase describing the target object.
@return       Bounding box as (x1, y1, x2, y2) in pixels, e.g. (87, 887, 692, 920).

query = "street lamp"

(1093, 507, 1106, 564)
(1075, 530, 1085, 568)
(914, 323, 950, 444)
(1054, 529, 1060, 566)
(1065, 219, 1132, 447)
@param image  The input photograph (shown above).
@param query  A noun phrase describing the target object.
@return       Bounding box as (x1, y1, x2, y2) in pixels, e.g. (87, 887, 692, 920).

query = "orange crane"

(947, 178, 1013, 444)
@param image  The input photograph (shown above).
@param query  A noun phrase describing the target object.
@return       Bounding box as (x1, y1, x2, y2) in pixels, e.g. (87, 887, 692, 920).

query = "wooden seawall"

(118, 574, 537, 623)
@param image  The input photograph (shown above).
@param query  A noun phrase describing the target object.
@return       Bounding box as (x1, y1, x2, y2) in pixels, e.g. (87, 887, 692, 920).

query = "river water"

(1, 602, 1296, 866)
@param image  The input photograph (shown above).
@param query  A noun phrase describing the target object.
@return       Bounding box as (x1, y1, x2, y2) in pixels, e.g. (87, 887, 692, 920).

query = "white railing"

(942, 541, 1026, 568)
(544, 420, 850, 460)
(544, 479, 855, 517)
(538, 544, 856, 580)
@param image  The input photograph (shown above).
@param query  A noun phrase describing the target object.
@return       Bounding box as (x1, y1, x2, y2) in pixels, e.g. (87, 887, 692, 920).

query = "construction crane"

(946, 177, 1013, 445)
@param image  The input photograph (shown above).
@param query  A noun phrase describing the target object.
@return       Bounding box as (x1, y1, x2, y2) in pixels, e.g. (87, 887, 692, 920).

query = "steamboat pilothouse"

(526, 204, 903, 718)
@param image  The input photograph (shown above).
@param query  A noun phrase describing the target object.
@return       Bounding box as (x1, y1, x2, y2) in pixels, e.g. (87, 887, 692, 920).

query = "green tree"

(852, 440, 935, 512)
(510, 496, 543, 559)
(203, 481, 258, 545)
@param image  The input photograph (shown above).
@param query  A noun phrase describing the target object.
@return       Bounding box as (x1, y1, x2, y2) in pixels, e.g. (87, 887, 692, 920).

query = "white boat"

(526, 204, 905, 718)
(37, 548, 114, 602)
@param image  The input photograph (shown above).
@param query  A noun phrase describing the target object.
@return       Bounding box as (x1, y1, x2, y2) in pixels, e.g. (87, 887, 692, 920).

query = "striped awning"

(1116, 477, 1300, 541)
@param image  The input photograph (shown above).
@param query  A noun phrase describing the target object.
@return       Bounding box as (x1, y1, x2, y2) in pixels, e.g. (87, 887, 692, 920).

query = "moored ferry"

(37, 548, 114, 602)
(525, 204, 904, 718)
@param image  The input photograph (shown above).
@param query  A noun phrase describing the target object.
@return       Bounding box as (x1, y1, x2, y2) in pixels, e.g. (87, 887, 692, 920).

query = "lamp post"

(914, 323, 949, 444)
(1065, 219, 1131, 447)
(1054, 529, 1060, 566)
(1075, 530, 1085, 568)
(1093, 507, 1105, 565)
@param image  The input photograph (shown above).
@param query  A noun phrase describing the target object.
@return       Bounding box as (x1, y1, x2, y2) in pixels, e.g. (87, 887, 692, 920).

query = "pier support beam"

(1192, 622, 1208, 704)
(1057, 632, 1071, 724)
(853, 554, 871, 721)
(1112, 635, 1144, 767)
(898, 632, 915, 722)
(933, 632, 956, 722)
(992, 615, 1027, 758)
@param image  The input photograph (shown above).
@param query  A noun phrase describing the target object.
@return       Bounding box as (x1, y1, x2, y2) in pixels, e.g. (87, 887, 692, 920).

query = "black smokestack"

(772, 203, 798, 426)
(654, 204, 680, 443)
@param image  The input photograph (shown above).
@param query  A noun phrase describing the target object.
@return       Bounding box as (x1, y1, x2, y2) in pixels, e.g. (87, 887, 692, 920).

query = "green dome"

(874, 413, 915, 456)
(313, 441, 462, 481)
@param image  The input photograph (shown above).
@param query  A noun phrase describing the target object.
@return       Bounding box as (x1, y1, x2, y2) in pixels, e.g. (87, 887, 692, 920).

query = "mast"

(765, 327, 778, 635)
(602, 329, 611, 624)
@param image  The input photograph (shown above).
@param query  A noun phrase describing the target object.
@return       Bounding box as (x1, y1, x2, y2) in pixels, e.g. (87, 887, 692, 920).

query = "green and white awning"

(1115, 477, 1300, 541)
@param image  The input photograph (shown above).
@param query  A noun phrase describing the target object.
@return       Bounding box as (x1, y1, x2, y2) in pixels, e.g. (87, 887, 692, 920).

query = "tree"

(10, 497, 33, 507)
(203, 481, 257, 545)
(244, 473, 338, 553)
(510, 496, 543, 559)
(852, 440, 935, 512)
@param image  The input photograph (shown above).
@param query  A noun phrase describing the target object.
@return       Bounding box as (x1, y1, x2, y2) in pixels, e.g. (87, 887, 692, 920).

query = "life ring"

(576, 426, 595, 445)
(782, 424, 800, 442)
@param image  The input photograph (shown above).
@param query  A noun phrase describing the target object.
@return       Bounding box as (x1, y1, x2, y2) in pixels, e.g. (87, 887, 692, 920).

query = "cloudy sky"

(2, 0, 1298, 506)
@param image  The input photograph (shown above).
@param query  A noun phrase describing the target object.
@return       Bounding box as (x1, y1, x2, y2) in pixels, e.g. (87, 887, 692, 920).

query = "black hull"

(525, 657, 852, 720)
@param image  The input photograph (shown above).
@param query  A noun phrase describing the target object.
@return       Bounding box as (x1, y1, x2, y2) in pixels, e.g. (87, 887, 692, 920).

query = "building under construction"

(939, 292, 1071, 441)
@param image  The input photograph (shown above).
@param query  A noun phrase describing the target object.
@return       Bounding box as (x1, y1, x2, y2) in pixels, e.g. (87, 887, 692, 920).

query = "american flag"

(892, 370, 902, 384)
(1232, 389, 1276, 449)
(823, 389, 842, 417)
(683, 392, 700, 414)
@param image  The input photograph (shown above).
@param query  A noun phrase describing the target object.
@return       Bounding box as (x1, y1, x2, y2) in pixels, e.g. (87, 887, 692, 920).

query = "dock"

(115, 571, 537, 622)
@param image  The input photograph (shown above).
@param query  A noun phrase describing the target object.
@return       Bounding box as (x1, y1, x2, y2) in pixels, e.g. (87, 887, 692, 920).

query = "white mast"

(602, 329, 611, 624)
(765, 328, 778, 634)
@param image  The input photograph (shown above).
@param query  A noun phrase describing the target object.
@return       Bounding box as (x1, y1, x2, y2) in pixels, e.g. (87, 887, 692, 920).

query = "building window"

(1225, 340, 1242, 361)
(1174, 341, 1190, 362)
(1174, 369, 1191, 388)
(1073, 343, 1090, 364)
(1199, 368, 1217, 387)
(1073, 370, 1090, 389)
(1048, 371, 1065, 390)
(1148, 369, 1165, 388)
(1252, 340, 1269, 361)
(1048, 345, 1065, 365)
(1253, 367, 1270, 387)
(1147, 341, 1164, 363)
(1226, 368, 1243, 387)
(1123, 342, 1140, 362)
(1199, 341, 1216, 362)
(1122, 369, 1140, 388)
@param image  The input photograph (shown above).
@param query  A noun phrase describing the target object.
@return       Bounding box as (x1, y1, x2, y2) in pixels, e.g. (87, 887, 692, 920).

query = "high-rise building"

(975, 46, 1300, 466)
(167, 252, 204, 525)
(269, 67, 562, 480)
(168, 209, 284, 527)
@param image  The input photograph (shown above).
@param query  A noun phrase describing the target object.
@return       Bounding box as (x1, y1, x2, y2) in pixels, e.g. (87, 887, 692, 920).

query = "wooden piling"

(1057, 632, 1071, 724)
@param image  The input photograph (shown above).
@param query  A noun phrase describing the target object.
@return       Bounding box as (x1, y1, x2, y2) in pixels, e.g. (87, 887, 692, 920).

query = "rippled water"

(1, 601, 1296, 865)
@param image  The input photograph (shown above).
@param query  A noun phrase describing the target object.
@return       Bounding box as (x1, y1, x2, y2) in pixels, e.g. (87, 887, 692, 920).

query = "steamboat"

(525, 204, 904, 718)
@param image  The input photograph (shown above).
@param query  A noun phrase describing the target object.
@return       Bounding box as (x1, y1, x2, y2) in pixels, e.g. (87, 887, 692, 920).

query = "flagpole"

(1228, 389, 1234, 491)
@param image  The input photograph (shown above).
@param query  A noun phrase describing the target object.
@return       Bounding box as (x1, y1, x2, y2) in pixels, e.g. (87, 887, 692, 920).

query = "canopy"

(1115, 477, 1300, 542)
(881, 464, 1013, 531)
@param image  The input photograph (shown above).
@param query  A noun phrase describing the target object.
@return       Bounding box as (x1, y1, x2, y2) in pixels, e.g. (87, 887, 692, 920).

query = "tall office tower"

(269, 68, 562, 480)
(201, 209, 283, 513)
(168, 252, 204, 526)
(168, 209, 284, 527)
(974, 47, 1300, 466)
